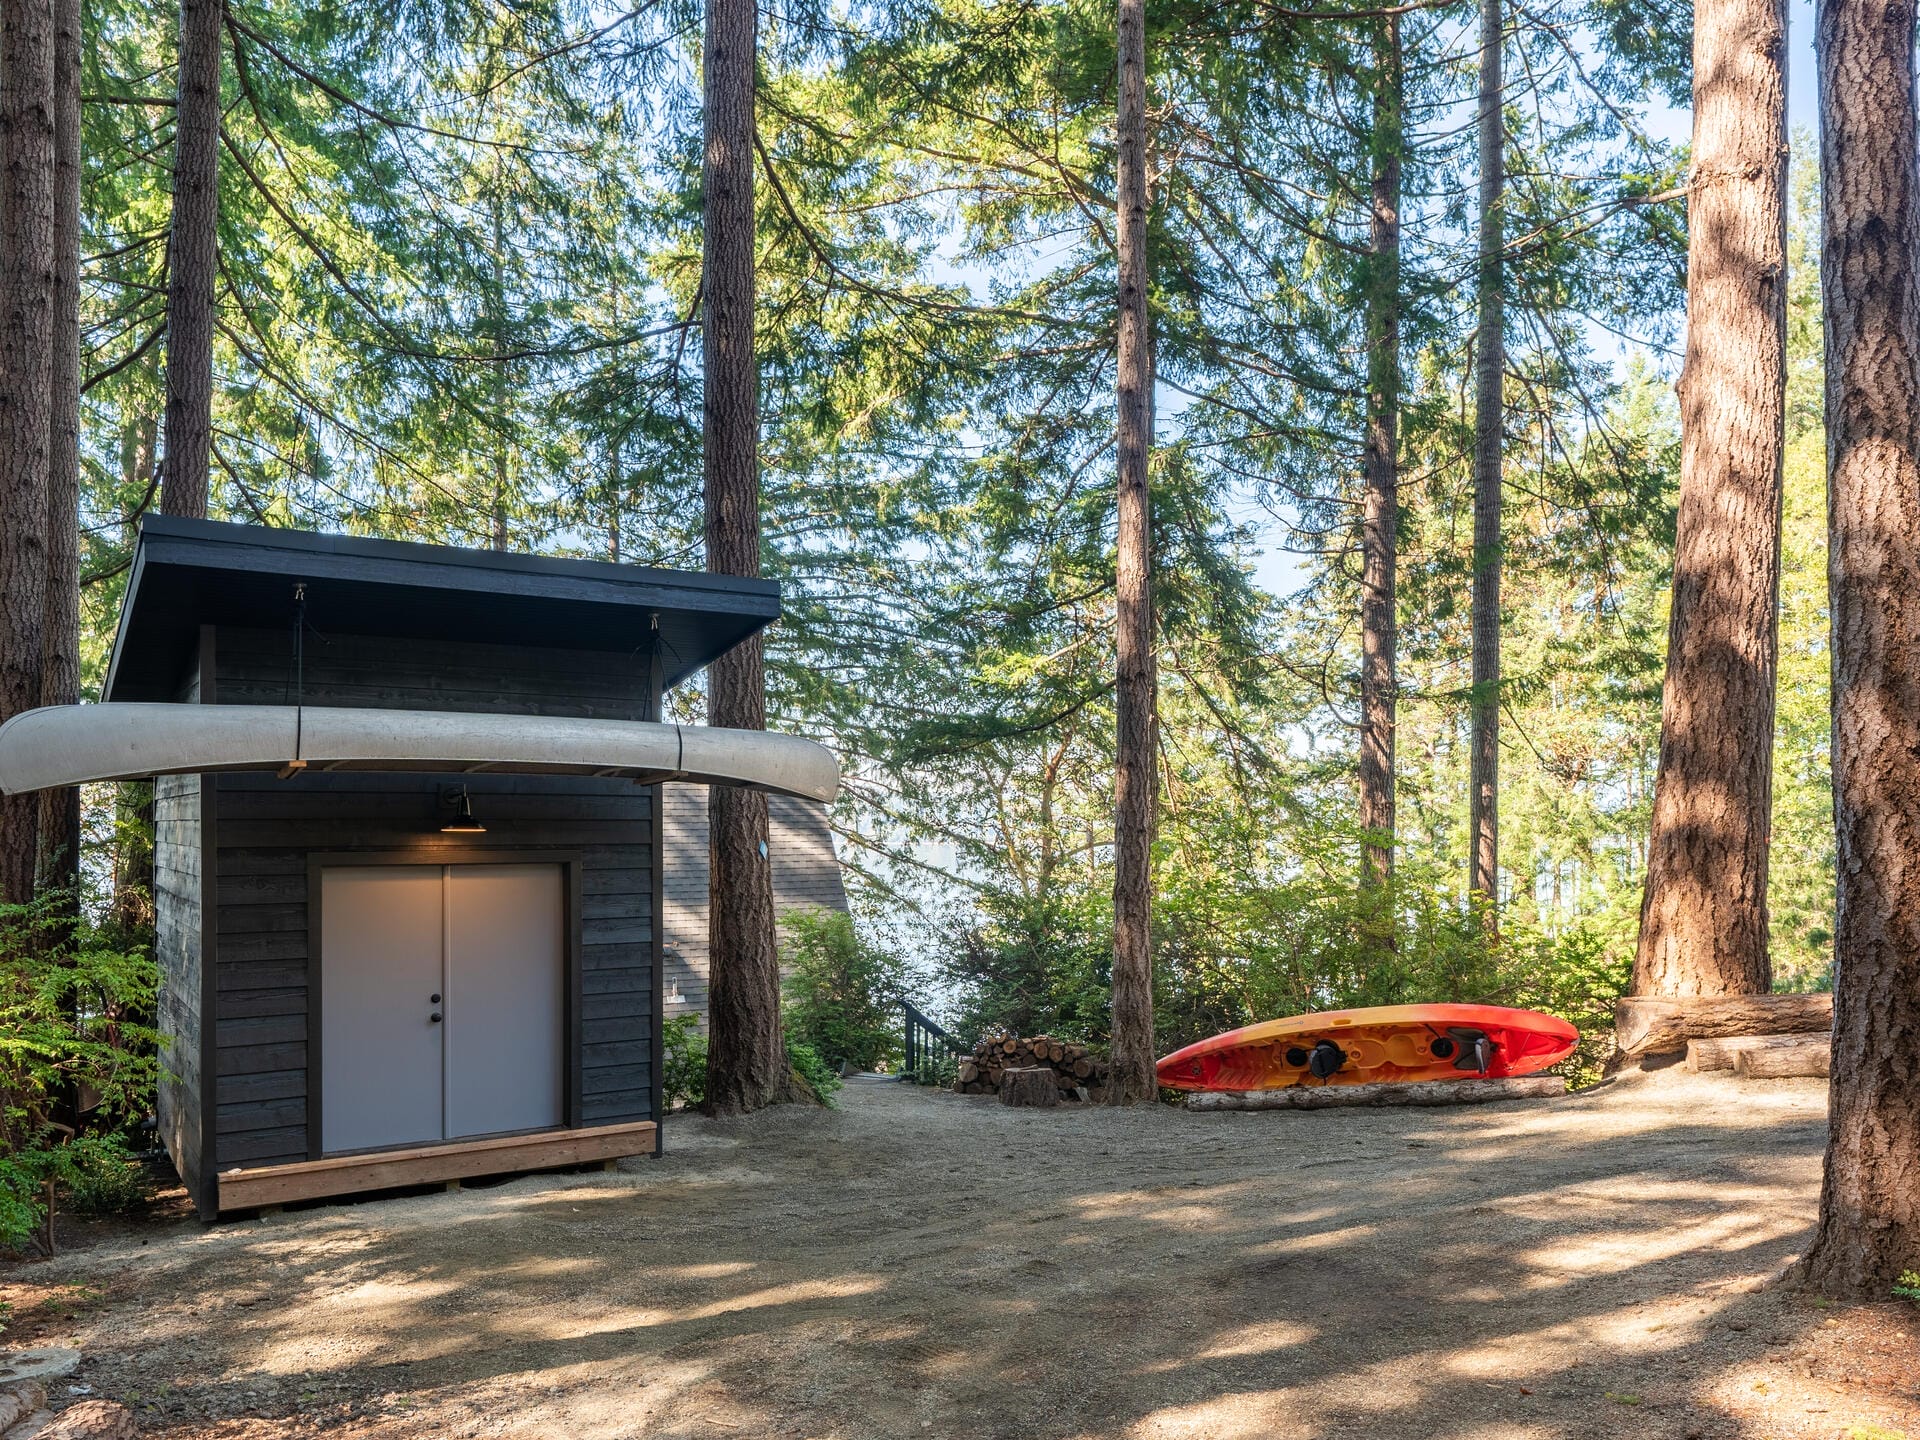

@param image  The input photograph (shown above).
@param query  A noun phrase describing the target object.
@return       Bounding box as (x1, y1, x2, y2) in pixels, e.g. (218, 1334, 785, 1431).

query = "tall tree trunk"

(1631, 0, 1787, 998)
(1800, 0, 1920, 1298)
(1467, 0, 1504, 916)
(112, 419, 157, 936)
(607, 434, 623, 563)
(37, 0, 81, 900)
(1108, 0, 1157, 1105)
(0, 0, 57, 906)
(161, 0, 221, 520)
(701, 0, 784, 1115)
(1358, 17, 1402, 901)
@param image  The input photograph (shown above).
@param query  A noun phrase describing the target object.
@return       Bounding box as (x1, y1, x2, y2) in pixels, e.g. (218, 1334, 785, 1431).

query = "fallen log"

(1184, 1075, 1565, 1111)
(999, 1066, 1060, 1108)
(1687, 1033, 1829, 1072)
(1734, 1033, 1831, 1079)
(1615, 993, 1831, 1057)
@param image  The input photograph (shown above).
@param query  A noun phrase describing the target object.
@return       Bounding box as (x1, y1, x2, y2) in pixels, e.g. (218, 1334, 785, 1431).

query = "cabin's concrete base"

(214, 1120, 658, 1212)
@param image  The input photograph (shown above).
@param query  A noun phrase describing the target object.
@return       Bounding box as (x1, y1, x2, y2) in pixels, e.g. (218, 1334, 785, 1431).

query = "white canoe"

(0, 703, 839, 803)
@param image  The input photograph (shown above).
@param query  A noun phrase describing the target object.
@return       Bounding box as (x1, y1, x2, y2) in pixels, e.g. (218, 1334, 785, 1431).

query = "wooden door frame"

(305, 850, 585, 1160)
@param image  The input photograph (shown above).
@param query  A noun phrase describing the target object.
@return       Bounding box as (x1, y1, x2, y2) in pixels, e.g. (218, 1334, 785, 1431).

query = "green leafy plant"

(0, 893, 161, 1253)
(782, 910, 908, 1073)
(61, 1135, 153, 1218)
(1894, 1270, 1920, 1304)
(784, 1038, 842, 1104)
(661, 1012, 707, 1111)
(914, 1054, 958, 1088)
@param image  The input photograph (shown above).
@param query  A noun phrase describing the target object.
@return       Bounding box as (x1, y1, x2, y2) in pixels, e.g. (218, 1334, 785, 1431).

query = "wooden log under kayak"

(1184, 1075, 1565, 1111)
(1614, 993, 1831, 1057)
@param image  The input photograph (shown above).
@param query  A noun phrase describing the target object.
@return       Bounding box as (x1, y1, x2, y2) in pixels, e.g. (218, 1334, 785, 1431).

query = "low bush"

(0, 893, 161, 1252)
(784, 1037, 842, 1104)
(661, 1012, 707, 1110)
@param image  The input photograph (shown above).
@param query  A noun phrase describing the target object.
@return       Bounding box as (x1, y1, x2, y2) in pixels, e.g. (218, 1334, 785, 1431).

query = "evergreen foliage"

(36, 0, 1837, 1122)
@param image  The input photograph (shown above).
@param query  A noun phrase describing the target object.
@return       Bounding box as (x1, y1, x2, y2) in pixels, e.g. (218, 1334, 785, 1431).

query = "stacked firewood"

(954, 1034, 1108, 1101)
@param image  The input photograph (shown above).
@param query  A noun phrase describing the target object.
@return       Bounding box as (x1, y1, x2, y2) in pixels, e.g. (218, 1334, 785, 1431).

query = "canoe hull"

(1155, 1003, 1579, 1091)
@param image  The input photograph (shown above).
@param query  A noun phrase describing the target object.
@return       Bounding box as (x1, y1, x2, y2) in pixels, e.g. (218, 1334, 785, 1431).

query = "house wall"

(153, 770, 205, 1211)
(660, 785, 850, 1028)
(201, 626, 662, 1182)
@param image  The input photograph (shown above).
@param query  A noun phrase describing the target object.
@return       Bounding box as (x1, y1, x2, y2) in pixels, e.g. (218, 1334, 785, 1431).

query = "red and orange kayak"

(1155, 1003, 1578, 1091)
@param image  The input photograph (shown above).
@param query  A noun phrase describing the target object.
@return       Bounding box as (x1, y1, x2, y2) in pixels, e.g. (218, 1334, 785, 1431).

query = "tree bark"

(161, 0, 221, 520)
(1468, 0, 1503, 914)
(111, 419, 157, 935)
(0, 0, 57, 905)
(1185, 1075, 1563, 1111)
(700, 0, 785, 1116)
(1358, 16, 1402, 899)
(1615, 990, 1831, 1055)
(37, 0, 81, 899)
(1801, 0, 1920, 1297)
(1632, 0, 1786, 998)
(1107, 0, 1157, 1107)
(1734, 1034, 1831, 1080)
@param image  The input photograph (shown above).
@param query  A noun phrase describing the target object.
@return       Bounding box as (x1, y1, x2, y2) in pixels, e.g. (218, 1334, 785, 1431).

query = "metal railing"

(902, 999, 966, 1077)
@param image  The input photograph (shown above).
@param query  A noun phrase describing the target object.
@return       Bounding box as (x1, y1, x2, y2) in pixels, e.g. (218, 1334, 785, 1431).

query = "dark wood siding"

(213, 627, 652, 719)
(204, 623, 659, 1173)
(154, 771, 205, 1206)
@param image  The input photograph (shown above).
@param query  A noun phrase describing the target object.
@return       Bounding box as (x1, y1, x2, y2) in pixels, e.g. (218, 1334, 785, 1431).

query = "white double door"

(320, 863, 564, 1154)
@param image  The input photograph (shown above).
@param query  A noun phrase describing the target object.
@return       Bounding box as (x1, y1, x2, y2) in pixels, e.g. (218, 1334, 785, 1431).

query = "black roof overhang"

(103, 517, 781, 701)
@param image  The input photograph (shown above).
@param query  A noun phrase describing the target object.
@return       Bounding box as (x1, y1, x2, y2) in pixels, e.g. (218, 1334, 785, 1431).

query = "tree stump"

(999, 1066, 1060, 1108)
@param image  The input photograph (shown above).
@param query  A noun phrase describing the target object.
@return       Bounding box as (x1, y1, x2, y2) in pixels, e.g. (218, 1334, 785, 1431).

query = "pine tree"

(1468, 0, 1504, 915)
(160, 0, 222, 518)
(1801, 0, 1920, 1298)
(0, 0, 58, 904)
(1108, 0, 1157, 1105)
(1631, 0, 1787, 999)
(701, 0, 787, 1114)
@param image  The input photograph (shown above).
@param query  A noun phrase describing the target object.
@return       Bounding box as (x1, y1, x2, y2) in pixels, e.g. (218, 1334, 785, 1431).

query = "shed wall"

(153, 770, 205, 1208)
(204, 625, 660, 1174)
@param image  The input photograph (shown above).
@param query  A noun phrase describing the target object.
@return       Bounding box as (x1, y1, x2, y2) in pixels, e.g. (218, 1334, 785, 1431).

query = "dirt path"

(4, 1071, 1916, 1440)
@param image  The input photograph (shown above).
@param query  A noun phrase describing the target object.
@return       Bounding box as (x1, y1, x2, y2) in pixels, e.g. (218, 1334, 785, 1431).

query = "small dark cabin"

(103, 518, 785, 1217)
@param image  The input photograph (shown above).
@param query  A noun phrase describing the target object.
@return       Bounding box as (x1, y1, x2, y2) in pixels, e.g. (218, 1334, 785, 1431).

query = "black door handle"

(430, 993, 441, 1004)
(429, 1012, 442, 1023)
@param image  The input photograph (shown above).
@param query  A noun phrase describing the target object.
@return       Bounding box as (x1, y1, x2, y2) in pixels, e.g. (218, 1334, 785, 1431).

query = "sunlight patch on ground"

(1195, 1320, 1320, 1361)
(1249, 1222, 1380, 1255)
(1517, 1205, 1808, 1278)
(567, 1274, 888, 1337)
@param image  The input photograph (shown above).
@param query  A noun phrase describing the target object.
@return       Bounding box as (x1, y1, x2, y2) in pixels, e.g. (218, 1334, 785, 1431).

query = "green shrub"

(942, 892, 1115, 1047)
(0, 893, 161, 1253)
(782, 910, 907, 1073)
(61, 1135, 153, 1218)
(662, 1012, 707, 1111)
(784, 1037, 842, 1104)
(1895, 1270, 1920, 1305)
(913, 1054, 958, 1088)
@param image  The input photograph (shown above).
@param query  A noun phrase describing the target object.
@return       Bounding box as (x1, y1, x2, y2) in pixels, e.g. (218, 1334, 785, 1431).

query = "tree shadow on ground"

(33, 1073, 1919, 1440)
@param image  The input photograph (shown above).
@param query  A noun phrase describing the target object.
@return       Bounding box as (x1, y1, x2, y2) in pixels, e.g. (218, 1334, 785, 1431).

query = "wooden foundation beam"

(216, 1120, 657, 1212)
(1184, 1075, 1564, 1112)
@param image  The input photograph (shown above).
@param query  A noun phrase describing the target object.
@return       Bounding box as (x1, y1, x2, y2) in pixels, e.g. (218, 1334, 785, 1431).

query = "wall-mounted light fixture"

(440, 784, 487, 834)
